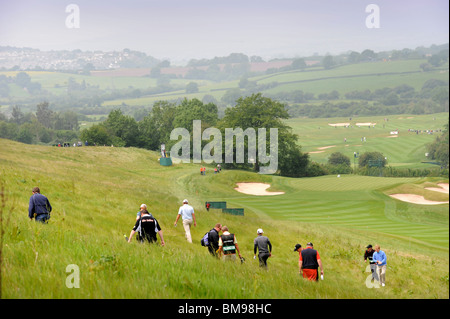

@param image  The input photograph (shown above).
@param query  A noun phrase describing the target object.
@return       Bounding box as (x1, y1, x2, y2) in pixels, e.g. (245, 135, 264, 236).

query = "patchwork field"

(1, 59, 447, 110)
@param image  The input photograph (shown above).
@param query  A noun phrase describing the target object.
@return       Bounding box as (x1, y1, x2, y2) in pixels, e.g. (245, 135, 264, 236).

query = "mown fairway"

(286, 112, 448, 168)
(0, 136, 448, 299)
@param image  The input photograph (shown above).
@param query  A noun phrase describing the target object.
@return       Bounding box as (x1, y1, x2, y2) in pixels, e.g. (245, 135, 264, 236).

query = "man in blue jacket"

(372, 244, 387, 287)
(28, 187, 52, 223)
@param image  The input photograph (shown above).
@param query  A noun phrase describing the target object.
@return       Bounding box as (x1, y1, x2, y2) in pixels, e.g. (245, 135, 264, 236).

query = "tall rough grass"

(0, 138, 448, 299)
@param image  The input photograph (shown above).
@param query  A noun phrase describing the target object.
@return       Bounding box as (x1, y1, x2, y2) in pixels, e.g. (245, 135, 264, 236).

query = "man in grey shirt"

(254, 228, 272, 268)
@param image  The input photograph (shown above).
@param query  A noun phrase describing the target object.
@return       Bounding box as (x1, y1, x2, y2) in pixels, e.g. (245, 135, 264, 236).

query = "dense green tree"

(219, 93, 309, 176)
(358, 151, 387, 168)
(328, 152, 351, 166)
(137, 115, 159, 150)
(15, 72, 31, 88)
(79, 123, 110, 146)
(427, 122, 449, 168)
(173, 98, 218, 132)
(185, 82, 199, 94)
(148, 100, 177, 147)
(276, 130, 310, 177)
(11, 105, 24, 125)
(322, 55, 335, 69)
(36, 102, 53, 129)
(221, 88, 243, 106)
(291, 58, 306, 70)
(17, 123, 33, 144)
(103, 109, 139, 147)
(348, 51, 361, 63)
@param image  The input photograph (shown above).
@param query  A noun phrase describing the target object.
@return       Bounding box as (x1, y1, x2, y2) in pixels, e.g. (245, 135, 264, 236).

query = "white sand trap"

(308, 151, 325, 154)
(389, 194, 449, 205)
(317, 145, 336, 150)
(386, 135, 398, 138)
(425, 183, 449, 194)
(328, 123, 350, 127)
(356, 122, 376, 126)
(234, 183, 285, 196)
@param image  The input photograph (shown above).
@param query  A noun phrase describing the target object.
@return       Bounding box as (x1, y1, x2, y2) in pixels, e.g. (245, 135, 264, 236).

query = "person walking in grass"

(174, 199, 196, 243)
(364, 244, 379, 282)
(128, 209, 165, 246)
(253, 228, 272, 268)
(136, 204, 147, 221)
(299, 242, 324, 281)
(294, 243, 302, 255)
(207, 223, 222, 257)
(217, 226, 242, 262)
(372, 244, 387, 287)
(133, 203, 149, 241)
(28, 187, 52, 223)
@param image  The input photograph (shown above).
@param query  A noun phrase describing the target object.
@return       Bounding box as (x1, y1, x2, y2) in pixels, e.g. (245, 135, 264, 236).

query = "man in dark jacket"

(128, 209, 165, 246)
(207, 223, 222, 257)
(299, 242, 324, 281)
(28, 187, 52, 223)
(364, 244, 378, 282)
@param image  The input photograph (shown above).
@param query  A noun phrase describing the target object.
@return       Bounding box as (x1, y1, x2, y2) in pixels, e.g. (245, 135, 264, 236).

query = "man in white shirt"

(174, 199, 196, 243)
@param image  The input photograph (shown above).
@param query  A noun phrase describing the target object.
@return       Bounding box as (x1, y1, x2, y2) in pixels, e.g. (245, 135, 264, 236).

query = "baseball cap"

(294, 244, 302, 252)
(257, 228, 263, 234)
(140, 204, 147, 208)
(307, 242, 313, 246)
(366, 244, 372, 248)
(183, 199, 188, 203)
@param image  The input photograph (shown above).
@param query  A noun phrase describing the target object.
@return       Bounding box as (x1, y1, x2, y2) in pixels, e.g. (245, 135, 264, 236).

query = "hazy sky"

(0, 0, 448, 63)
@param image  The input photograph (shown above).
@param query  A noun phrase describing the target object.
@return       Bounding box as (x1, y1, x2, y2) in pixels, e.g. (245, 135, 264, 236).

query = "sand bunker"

(307, 145, 335, 154)
(356, 122, 376, 126)
(328, 123, 350, 127)
(317, 145, 336, 150)
(389, 183, 449, 205)
(389, 194, 448, 205)
(425, 183, 449, 194)
(234, 183, 285, 196)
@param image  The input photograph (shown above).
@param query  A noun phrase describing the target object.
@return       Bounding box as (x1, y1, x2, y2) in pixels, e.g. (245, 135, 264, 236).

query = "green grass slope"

(0, 138, 448, 299)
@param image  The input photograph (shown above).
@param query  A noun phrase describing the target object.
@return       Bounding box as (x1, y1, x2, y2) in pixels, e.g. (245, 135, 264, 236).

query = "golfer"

(174, 199, 196, 243)
(28, 187, 52, 223)
(372, 244, 387, 287)
(253, 228, 272, 268)
(128, 209, 165, 246)
(364, 244, 379, 282)
(299, 242, 324, 281)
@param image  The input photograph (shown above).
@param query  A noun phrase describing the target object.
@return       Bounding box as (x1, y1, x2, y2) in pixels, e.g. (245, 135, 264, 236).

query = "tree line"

(1, 94, 448, 177)
(78, 94, 316, 177)
(0, 102, 78, 144)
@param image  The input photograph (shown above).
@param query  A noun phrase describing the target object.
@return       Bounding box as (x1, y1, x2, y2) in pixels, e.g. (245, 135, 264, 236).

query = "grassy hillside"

(2, 59, 447, 110)
(0, 138, 448, 299)
(103, 59, 448, 106)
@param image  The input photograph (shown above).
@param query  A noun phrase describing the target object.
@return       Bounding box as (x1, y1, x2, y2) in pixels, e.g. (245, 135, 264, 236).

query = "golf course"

(0, 111, 448, 299)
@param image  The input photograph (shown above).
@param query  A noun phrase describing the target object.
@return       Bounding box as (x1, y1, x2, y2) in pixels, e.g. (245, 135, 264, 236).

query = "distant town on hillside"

(1, 43, 448, 76)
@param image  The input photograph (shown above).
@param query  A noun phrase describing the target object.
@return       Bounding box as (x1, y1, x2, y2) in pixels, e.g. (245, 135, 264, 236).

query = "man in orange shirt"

(299, 242, 324, 281)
